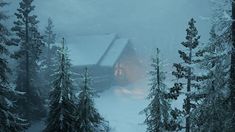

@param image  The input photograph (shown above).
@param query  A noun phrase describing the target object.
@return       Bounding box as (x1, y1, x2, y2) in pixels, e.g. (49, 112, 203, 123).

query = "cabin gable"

(69, 34, 144, 91)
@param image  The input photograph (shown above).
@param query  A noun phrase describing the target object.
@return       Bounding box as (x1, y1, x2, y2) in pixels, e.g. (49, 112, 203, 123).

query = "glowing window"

(115, 63, 124, 76)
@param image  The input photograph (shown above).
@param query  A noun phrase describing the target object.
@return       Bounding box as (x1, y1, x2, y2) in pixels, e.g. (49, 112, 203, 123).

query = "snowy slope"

(96, 81, 148, 132)
(26, 78, 186, 132)
(26, 80, 149, 132)
(26, 120, 45, 132)
(95, 79, 184, 132)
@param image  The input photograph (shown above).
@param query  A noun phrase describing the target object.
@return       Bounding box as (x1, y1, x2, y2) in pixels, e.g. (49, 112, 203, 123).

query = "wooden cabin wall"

(114, 44, 145, 84)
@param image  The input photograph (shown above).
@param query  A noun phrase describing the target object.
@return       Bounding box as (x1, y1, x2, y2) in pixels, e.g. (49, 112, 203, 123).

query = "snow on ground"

(27, 80, 149, 132)
(26, 120, 45, 132)
(96, 80, 149, 132)
(26, 79, 184, 132)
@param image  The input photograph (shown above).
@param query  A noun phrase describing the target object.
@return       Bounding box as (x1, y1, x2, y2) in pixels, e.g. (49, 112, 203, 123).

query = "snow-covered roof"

(67, 33, 130, 66)
(68, 34, 116, 65)
(99, 38, 129, 67)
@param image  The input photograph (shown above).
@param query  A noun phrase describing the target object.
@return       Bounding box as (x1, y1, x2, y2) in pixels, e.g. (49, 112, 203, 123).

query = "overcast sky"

(6, 0, 213, 64)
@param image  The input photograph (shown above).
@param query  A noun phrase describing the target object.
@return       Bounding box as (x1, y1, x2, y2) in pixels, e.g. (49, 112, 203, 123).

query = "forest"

(0, 0, 234, 132)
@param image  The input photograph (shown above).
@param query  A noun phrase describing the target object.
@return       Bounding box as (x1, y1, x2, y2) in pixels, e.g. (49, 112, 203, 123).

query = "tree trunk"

(231, 0, 235, 129)
(25, 13, 30, 94)
(186, 47, 192, 132)
(156, 48, 161, 132)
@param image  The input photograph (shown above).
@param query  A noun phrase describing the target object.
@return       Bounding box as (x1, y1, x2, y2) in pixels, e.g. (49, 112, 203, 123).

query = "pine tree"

(0, 1, 29, 131)
(140, 48, 171, 132)
(169, 18, 206, 132)
(75, 67, 109, 132)
(191, 26, 232, 131)
(44, 38, 77, 132)
(43, 17, 56, 77)
(212, 0, 231, 42)
(211, 0, 234, 129)
(11, 0, 46, 120)
(39, 17, 57, 98)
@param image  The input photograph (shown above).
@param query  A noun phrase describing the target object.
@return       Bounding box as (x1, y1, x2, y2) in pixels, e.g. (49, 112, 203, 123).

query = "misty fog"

(7, 0, 212, 63)
(1, 0, 231, 132)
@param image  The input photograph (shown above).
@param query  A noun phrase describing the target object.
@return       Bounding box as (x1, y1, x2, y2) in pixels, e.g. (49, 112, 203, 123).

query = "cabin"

(68, 33, 144, 91)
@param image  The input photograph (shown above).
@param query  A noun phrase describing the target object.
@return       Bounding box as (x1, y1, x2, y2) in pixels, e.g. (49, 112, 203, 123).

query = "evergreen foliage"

(0, 1, 29, 131)
(169, 18, 206, 132)
(42, 17, 56, 77)
(191, 26, 232, 131)
(39, 17, 57, 98)
(44, 38, 77, 132)
(11, 0, 46, 120)
(75, 67, 109, 132)
(211, 0, 234, 130)
(141, 48, 171, 132)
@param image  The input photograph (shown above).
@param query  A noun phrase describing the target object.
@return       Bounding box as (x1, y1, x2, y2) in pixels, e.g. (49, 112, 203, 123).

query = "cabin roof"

(99, 38, 129, 67)
(68, 33, 116, 66)
(68, 33, 129, 66)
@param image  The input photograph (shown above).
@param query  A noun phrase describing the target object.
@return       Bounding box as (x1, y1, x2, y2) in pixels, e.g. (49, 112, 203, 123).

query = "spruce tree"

(211, 0, 234, 129)
(39, 17, 57, 98)
(140, 48, 171, 132)
(0, 1, 29, 131)
(169, 18, 206, 132)
(43, 17, 56, 78)
(75, 67, 109, 132)
(11, 0, 46, 120)
(44, 38, 77, 132)
(191, 26, 232, 131)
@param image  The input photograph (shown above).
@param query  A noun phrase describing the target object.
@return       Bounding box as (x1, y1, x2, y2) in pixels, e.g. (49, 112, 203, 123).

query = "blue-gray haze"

(6, 0, 212, 65)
